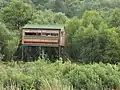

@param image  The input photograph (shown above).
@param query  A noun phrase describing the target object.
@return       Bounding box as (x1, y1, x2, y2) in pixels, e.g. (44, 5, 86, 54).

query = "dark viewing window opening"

(25, 32, 59, 37)
(42, 33, 59, 37)
(25, 32, 36, 35)
(38, 33, 41, 35)
(51, 33, 58, 36)
(25, 32, 42, 36)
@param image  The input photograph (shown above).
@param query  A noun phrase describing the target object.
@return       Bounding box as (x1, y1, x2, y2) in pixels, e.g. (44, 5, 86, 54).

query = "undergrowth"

(0, 59, 120, 90)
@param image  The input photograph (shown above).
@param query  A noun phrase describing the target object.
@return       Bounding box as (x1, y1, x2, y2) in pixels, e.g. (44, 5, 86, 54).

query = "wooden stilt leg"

(58, 46, 61, 59)
(22, 46, 23, 60)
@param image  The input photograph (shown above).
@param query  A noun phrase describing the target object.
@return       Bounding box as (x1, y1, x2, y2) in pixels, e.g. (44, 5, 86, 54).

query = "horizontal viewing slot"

(24, 41, 58, 44)
(25, 32, 36, 35)
(25, 32, 59, 37)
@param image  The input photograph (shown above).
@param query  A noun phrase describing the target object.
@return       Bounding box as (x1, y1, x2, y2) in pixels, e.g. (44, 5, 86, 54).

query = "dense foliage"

(0, 60, 120, 90)
(0, 0, 120, 63)
(0, 0, 120, 89)
(66, 11, 120, 63)
(29, 10, 68, 25)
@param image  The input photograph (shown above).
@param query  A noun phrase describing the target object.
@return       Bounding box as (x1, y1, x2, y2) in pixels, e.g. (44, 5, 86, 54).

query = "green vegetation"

(0, 0, 120, 63)
(66, 11, 120, 63)
(0, 60, 120, 90)
(0, 0, 120, 89)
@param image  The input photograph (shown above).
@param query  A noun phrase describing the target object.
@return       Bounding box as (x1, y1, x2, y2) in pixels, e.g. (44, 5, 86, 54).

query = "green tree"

(31, 0, 55, 10)
(97, 26, 120, 63)
(29, 10, 68, 24)
(0, 0, 10, 8)
(84, 0, 120, 11)
(69, 23, 120, 63)
(2, 35, 19, 60)
(81, 11, 103, 29)
(1, 0, 33, 30)
(0, 23, 19, 60)
(0, 23, 11, 42)
(25, 0, 120, 18)
(108, 8, 120, 27)
(54, 0, 67, 14)
(66, 11, 120, 63)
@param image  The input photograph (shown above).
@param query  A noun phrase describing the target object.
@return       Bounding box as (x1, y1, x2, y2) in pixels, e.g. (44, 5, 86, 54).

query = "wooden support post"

(22, 46, 24, 60)
(58, 45, 61, 59)
(39, 46, 41, 58)
(58, 29, 61, 59)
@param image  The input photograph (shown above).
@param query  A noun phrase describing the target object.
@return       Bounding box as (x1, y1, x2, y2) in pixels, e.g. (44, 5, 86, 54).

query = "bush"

(66, 63, 120, 90)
